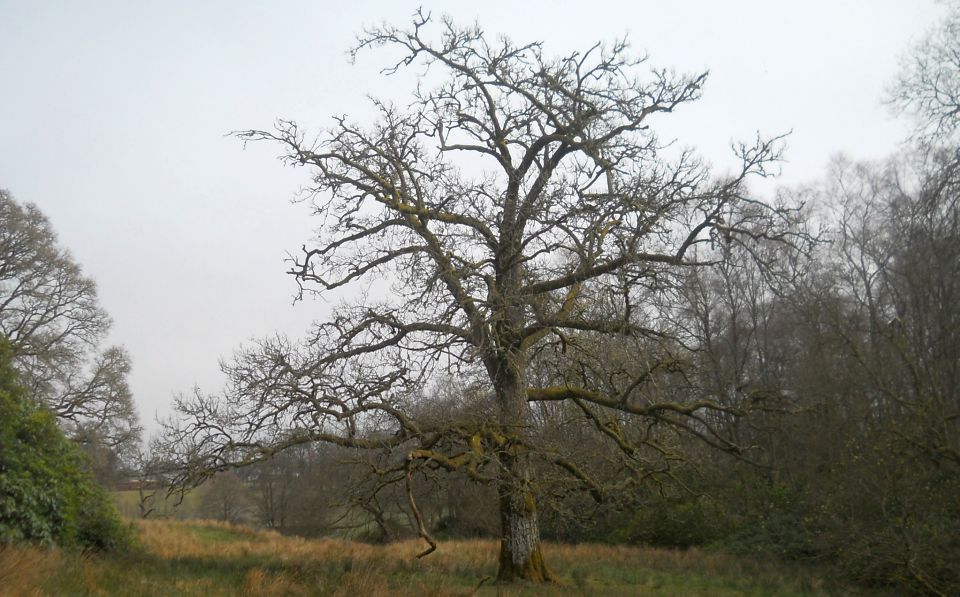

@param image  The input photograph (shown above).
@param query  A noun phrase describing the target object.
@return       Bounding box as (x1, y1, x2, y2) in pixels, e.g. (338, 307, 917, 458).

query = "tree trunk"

(496, 452, 552, 582)
(492, 359, 552, 582)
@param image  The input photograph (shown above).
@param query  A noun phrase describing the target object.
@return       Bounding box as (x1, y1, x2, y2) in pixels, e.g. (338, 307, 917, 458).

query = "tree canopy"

(0, 189, 140, 454)
(164, 12, 809, 582)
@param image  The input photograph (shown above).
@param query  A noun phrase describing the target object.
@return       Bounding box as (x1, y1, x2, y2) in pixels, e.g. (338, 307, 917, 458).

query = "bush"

(0, 340, 128, 550)
(599, 493, 730, 549)
(713, 479, 820, 560)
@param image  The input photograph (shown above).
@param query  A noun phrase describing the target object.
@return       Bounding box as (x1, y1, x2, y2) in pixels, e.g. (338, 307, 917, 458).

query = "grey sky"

(0, 1, 944, 433)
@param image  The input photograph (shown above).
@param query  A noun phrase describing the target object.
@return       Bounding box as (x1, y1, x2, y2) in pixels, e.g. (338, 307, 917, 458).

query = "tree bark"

(496, 452, 551, 582)
(492, 359, 552, 582)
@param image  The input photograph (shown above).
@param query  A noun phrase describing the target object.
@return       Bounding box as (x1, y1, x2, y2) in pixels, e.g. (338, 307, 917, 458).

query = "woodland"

(1, 9, 958, 596)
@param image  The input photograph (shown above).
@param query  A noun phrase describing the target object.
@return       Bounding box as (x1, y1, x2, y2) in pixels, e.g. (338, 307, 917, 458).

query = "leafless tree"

(198, 471, 252, 524)
(827, 154, 960, 467)
(163, 12, 807, 582)
(0, 189, 140, 452)
(889, 3, 960, 150)
(878, 0, 960, 471)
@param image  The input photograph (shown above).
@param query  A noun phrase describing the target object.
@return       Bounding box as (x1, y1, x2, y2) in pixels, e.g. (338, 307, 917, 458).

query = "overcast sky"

(0, 1, 946, 433)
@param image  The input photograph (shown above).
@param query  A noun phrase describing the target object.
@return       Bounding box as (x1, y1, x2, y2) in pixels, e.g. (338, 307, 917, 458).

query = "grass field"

(111, 488, 206, 520)
(0, 519, 858, 596)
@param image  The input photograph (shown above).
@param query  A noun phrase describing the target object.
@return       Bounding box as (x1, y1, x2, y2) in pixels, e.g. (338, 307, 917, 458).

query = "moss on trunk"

(495, 457, 553, 583)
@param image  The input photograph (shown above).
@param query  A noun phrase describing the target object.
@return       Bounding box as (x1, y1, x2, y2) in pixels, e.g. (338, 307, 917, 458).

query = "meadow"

(0, 518, 863, 596)
(110, 488, 204, 520)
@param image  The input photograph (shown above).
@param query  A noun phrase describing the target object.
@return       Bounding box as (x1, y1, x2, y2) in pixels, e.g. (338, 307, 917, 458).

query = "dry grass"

(0, 519, 853, 596)
(138, 518, 495, 569)
(0, 546, 61, 597)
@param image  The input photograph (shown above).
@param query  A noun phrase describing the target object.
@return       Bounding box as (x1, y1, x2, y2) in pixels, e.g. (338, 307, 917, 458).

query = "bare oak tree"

(0, 189, 140, 453)
(165, 13, 804, 582)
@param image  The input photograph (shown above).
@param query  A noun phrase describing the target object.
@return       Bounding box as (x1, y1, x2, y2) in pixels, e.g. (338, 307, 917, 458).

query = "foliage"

(604, 496, 728, 550)
(0, 339, 128, 550)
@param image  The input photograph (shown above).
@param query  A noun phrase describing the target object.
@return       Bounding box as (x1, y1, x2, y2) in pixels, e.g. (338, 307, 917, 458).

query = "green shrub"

(0, 340, 128, 550)
(714, 480, 820, 560)
(602, 494, 730, 549)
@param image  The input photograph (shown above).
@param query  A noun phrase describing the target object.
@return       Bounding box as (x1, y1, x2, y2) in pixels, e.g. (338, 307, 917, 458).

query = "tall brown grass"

(0, 519, 840, 596)
(137, 518, 499, 575)
(0, 546, 61, 597)
(132, 520, 830, 595)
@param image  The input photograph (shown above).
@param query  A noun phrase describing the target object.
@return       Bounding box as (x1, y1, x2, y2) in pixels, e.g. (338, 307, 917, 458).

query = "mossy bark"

(492, 363, 552, 583)
(488, 242, 553, 583)
(496, 463, 552, 582)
